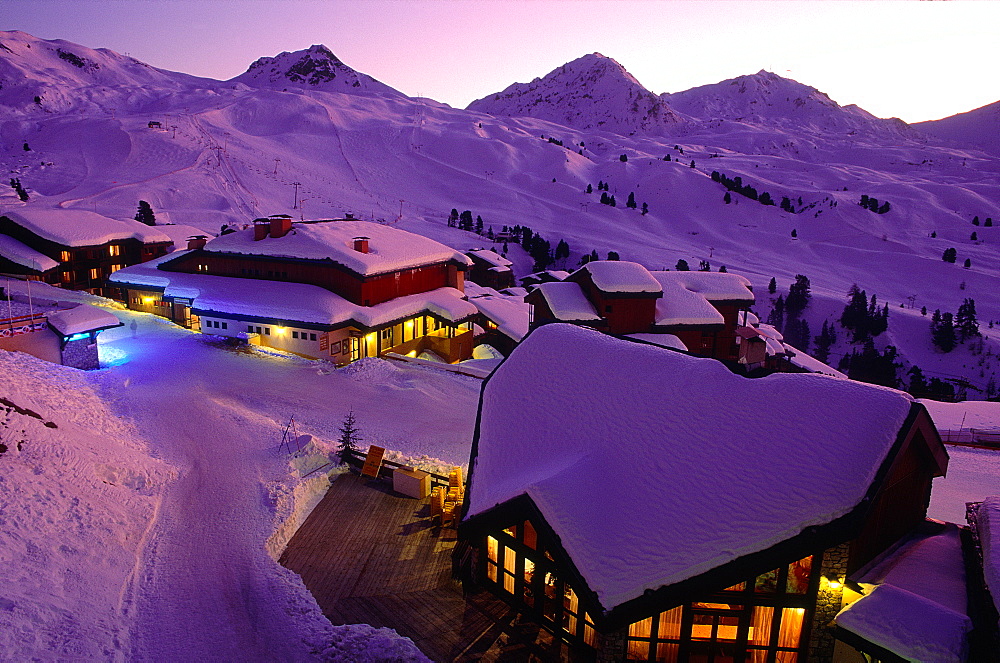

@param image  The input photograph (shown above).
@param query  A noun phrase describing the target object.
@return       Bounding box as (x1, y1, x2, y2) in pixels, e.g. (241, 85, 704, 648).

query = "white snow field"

(1, 283, 478, 660)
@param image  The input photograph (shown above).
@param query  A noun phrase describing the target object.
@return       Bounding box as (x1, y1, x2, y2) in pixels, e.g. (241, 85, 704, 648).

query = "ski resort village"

(2, 14, 1000, 663)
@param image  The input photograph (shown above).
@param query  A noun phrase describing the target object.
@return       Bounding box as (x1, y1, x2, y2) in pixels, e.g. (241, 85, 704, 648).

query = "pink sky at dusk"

(3, 0, 998, 123)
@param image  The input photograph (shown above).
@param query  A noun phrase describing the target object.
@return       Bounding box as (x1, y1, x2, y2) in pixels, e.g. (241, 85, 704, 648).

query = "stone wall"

(809, 542, 850, 662)
(61, 336, 99, 370)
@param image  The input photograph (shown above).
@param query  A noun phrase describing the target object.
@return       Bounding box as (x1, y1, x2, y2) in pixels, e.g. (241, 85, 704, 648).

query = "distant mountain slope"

(664, 70, 916, 141)
(0, 30, 219, 113)
(229, 44, 402, 97)
(467, 53, 686, 136)
(1, 34, 999, 393)
(915, 100, 1000, 156)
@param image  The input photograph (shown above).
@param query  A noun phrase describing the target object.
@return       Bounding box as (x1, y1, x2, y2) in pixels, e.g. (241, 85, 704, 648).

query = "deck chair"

(430, 486, 446, 522)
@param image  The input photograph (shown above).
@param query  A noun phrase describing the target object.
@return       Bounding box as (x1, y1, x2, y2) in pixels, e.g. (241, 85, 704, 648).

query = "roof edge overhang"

(599, 401, 925, 629)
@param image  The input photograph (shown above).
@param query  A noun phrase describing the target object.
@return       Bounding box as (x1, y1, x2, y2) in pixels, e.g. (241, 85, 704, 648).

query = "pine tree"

(907, 366, 928, 397)
(942, 247, 957, 263)
(759, 192, 774, 206)
(956, 298, 980, 341)
(609, 195, 616, 207)
(475, 215, 484, 235)
(718, 265, 727, 272)
(448, 208, 459, 227)
(767, 277, 777, 294)
(336, 411, 361, 464)
(586, 183, 593, 194)
(641, 202, 648, 216)
(973, 215, 980, 225)
(626, 192, 637, 209)
(724, 192, 732, 204)
(675, 259, 690, 271)
(813, 320, 834, 363)
(932, 311, 957, 352)
(689, 160, 695, 168)
(987, 218, 994, 227)
(607, 251, 620, 261)
(791, 229, 797, 238)
(620, 154, 628, 162)
(878, 201, 891, 214)
(767, 295, 785, 331)
(665, 154, 671, 162)
(971, 231, 978, 241)
(699, 260, 711, 271)
(600, 192, 610, 205)
(964, 258, 972, 269)
(22, 142, 30, 152)
(135, 200, 156, 226)
(785, 275, 811, 316)
(459, 210, 473, 230)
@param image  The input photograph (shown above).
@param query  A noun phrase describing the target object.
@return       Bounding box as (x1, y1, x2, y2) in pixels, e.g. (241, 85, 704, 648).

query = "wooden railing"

(343, 448, 456, 490)
(939, 429, 1000, 448)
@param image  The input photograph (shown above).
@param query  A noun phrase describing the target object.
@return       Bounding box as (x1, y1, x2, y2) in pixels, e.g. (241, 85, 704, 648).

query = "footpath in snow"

(3, 280, 480, 660)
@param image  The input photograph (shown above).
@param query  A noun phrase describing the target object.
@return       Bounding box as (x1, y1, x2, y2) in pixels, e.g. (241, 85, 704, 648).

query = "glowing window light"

(275, 326, 288, 335)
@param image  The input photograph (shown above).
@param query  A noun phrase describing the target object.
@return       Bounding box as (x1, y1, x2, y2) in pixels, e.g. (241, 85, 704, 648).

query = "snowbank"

(0, 350, 175, 659)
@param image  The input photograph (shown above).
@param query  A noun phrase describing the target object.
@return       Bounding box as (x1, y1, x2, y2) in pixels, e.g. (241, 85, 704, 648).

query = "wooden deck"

(281, 472, 569, 662)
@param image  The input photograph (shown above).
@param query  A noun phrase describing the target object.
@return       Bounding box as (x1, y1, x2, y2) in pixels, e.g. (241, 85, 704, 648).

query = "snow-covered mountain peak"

(229, 44, 401, 97)
(467, 52, 685, 136)
(664, 69, 914, 140)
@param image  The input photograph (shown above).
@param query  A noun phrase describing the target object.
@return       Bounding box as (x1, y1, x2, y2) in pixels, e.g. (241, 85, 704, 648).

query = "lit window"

(109, 264, 123, 273)
(108, 244, 120, 257)
(89, 268, 101, 280)
(61, 271, 72, 282)
(60, 250, 71, 262)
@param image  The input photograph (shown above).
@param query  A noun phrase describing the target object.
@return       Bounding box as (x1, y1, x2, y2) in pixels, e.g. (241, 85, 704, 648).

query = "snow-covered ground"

(1, 281, 478, 660)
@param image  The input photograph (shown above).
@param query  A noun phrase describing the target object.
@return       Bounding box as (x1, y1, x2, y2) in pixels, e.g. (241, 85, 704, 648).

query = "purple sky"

(4, 0, 998, 123)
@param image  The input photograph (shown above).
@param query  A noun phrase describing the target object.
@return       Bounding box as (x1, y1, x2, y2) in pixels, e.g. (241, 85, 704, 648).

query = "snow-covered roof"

(576, 261, 662, 294)
(534, 282, 601, 322)
(471, 295, 530, 341)
(108, 258, 477, 327)
(466, 324, 914, 611)
(0, 234, 58, 272)
(202, 220, 471, 277)
(783, 343, 847, 378)
(152, 224, 215, 250)
(468, 249, 512, 269)
(3, 208, 172, 247)
(836, 523, 971, 661)
(650, 273, 725, 326)
(625, 333, 688, 351)
(500, 287, 528, 298)
(972, 497, 1000, 625)
(464, 282, 502, 298)
(652, 271, 755, 303)
(46, 304, 122, 336)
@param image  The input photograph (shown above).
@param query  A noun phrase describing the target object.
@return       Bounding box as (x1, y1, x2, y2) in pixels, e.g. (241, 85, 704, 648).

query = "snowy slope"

(1, 31, 999, 392)
(915, 99, 1000, 157)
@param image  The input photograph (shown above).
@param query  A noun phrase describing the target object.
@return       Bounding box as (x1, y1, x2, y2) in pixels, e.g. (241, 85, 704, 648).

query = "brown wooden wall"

(847, 410, 944, 575)
(164, 251, 459, 306)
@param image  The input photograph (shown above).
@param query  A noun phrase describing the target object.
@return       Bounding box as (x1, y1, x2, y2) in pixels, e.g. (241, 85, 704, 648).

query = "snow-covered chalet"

(0, 209, 173, 296)
(525, 261, 757, 363)
(456, 324, 968, 662)
(108, 217, 478, 364)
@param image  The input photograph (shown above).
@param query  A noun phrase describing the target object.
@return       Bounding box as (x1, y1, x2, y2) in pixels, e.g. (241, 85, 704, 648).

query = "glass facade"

(625, 556, 815, 663)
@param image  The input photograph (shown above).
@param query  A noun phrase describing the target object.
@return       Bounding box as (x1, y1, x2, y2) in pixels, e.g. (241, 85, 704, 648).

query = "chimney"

(353, 236, 370, 254)
(187, 235, 208, 251)
(253, 218, 271, 241)
(270, 216, 293, 239)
